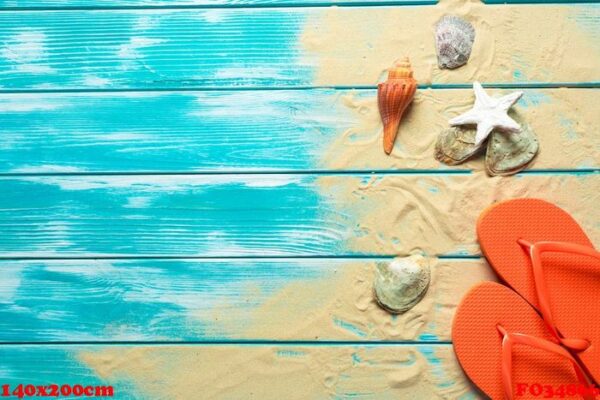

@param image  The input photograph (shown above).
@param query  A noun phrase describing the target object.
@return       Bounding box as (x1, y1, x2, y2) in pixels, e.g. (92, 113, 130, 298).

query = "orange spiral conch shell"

(377, 58, 417, 155)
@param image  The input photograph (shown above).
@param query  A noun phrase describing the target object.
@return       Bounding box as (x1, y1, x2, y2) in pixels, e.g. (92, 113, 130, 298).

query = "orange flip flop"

(453, 282, 595, 400)
(477, 199, 600, 383)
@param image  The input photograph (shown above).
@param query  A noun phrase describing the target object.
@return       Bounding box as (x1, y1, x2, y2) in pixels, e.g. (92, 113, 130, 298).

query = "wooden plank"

(0, 344, 480, 399)
(0, 5, 598, 89)
(1, 88, 598, 173)
(2, 0, 595, 10)
(0, 173, 597, 257)
(0, 258, 495, 342)
(0, 0, 436, 9)
(485, 0, 600, 3)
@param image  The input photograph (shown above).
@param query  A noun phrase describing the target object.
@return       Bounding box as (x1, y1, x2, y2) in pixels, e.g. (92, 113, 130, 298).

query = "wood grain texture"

(0, 4, 598, 89)
(0, 344, 479, 399)
(0, 0, 435, 8)
(0, 2, 596, 393)
(0, 0, 591, 9)
(0, 173, 597, 257)
(0, 258, 495, 342)
(1, 88, 598, 173)
(484, 0, 600, 3)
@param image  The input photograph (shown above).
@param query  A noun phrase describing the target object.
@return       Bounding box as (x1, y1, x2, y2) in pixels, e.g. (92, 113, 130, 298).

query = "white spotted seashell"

(435, 15, 475, 70)
(373, 254, 431, 314)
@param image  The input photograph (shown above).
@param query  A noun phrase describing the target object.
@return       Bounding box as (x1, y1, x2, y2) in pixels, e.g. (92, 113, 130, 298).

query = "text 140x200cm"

(1, 384, 114, 398)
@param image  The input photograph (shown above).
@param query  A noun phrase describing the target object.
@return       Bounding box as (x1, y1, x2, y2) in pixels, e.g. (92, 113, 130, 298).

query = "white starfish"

(449, 82, 524, 145)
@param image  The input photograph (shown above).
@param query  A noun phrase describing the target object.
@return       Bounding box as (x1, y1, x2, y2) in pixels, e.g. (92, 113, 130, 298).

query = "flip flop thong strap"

(497, 325, 594, 400)
(518, 240, 600, 351)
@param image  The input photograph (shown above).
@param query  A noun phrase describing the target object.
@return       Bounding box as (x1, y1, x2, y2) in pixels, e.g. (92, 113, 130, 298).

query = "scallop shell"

(373, 254, 430, 314)
(378, 57, 417, 155)
(434, 126, 485, 165)
(435, 15, 475, 70)
(486, 121, 539, 176)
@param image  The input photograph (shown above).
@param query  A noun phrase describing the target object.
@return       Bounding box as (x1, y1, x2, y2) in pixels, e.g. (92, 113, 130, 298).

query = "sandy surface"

(322, 88, 599, 171)
(301, 0, 600, 86)
(80, 344, 477, 399)
(79, 0, 599, 398)
(317, 173, 599, 256)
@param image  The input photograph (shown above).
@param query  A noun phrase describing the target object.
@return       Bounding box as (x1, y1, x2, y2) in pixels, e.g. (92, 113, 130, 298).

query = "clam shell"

(373, 254, 430, 314)
(486, 121, 539, 176)
(434, 126, 485, 165)
(435, 15, 475, 70)
(378, 58, 417, 155)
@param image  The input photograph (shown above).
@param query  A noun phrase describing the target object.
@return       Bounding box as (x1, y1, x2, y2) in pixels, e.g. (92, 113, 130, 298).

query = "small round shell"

(486, 121, 539, 176)
(435, 15, 475, 70)
(373, 254, 431, 314)
(434, 126, 485, 165)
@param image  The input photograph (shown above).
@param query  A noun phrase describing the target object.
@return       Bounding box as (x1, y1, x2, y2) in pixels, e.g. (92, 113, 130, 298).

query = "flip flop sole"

(453, 282, 586, 399)
(477, 199, 600, 383)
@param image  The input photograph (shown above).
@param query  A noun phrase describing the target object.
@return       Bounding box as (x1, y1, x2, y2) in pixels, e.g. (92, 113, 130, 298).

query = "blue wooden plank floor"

(0, 89, 598, 173)
(0, 0, 436, 8)
(0, 4, 599, 90)
(0, 0, 598, 398)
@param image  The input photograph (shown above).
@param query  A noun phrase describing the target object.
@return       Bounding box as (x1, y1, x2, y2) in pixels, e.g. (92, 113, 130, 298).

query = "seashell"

(373, 254, 430, 314)
(435, 15, 475, 70)
(486, 120, 539, 176)
(378, 57, 417, 155)
(434, 126, 485, 165)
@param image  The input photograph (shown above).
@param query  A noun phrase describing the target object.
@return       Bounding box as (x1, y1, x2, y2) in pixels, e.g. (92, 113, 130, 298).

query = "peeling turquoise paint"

(0, 347, 139, 398)
(419, 345, 456, 389)
(518, 90, 551, 108)
(513, 69, 523, 80)
(277, 349, 306, 357)
(0, 175, 332, 256)
(511, 55, 531, 83)
(1, 88, 596, 173)
(0, 91, 352, 173)
(571, 6, 600, 52)
(0, 1, 598, 397)
(333, 318, 368, 338)
(418, 179, 440, 194)
(0, 0, 436, 8)
(0, 10, 312, 89)
(0, 259, 328, 341)
(418, 333, 439, 341)
(559, 116, 580, 140)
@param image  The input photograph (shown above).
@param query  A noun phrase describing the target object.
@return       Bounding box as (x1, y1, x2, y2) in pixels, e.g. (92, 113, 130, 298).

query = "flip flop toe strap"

(497, 325, 594, 400)
(518, 240, 600, 352)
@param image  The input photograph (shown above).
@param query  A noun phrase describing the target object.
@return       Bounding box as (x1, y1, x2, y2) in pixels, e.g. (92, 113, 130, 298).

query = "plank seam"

(2, 83, 600, 94)
(0, 255, 483, 261)
(483, 0, 600, 3)
(0, 340, 453, 346)
(0, 170, 473, 177)
(0, 1, 436, 12)
(1, 169, 598, 178)
(1, 1, 598, 11)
